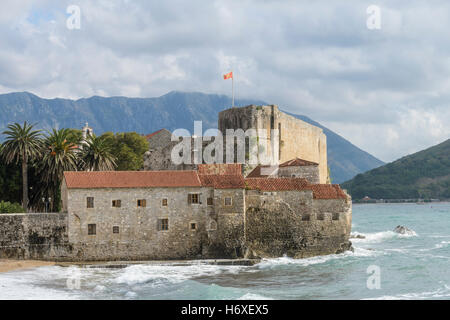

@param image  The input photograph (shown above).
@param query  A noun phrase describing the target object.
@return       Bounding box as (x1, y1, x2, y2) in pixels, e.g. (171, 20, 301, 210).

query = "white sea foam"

(256, 248, 378, 269)
(351, 229, 417, 244)
(369, 285, 450, 300)
(0, 266, 83, 300)
(238, 293, 273, 300)
(114, 263, 246, 286)
(418, 240, 450, 252)
(434, 241, 450, 249)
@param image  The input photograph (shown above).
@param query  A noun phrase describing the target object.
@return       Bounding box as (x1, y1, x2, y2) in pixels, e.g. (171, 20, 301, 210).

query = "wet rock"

(350, 233, 366, 239)
(393, 225, 415, 235)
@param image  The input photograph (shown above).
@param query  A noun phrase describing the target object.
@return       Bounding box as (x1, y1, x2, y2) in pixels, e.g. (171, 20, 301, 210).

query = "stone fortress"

(0, 105, 352, 262)
(144, 105, 329, 183)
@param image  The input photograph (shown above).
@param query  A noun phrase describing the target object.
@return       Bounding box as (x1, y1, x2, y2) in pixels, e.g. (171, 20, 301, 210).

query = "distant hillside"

(342, 139, 450, 200)
(0, 91, 383, 183)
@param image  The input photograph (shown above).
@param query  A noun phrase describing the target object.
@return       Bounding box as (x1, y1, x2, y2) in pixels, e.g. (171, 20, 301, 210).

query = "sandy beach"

(0, 259, 55, 273)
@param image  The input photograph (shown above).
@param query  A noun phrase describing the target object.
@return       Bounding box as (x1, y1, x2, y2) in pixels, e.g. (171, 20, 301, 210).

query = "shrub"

(0, 201, 24, 213)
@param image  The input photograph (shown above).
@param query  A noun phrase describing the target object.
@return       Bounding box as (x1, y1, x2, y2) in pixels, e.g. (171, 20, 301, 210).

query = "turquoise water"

(0, 203, 449, 300)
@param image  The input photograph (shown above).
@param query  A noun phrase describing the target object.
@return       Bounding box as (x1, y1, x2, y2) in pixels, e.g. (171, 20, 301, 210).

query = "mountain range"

(0, 91, 384, 183)
(342, 138, 450, 200)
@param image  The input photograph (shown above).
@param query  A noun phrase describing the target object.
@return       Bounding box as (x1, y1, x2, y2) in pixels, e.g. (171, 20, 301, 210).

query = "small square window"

(207, 197, 213, 206)
(113, 226, 120, 234)
(137, 199, 147, 207)
(157, 219, 169, 231)
(302, 214, 310, 221)
(112, 200, 121, 208)
(332, 212, 340, 220)
(224, 197, 232, 206)
(317, 213, 325, 221)
(87, 197, 94, 208)
(190, 222, 197, 231)
(88, 224, 96, 235)
(188, 193, 199, 204)
(162, 198, 168, 206)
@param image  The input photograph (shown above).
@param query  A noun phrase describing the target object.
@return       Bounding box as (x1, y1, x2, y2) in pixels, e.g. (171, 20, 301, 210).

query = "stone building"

(247, 158, 320, 184)
(0, 105, 351, 262)
(218, 105, 328, 183)
(0, 162, 351, 261)
(144, 104, 329, 183)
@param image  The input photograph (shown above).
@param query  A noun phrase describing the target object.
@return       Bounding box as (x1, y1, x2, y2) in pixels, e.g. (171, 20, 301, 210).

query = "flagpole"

(232, 71, 235, 108)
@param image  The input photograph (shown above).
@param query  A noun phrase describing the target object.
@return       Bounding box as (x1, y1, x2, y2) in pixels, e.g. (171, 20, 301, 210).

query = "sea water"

(0, 203, 449, 300)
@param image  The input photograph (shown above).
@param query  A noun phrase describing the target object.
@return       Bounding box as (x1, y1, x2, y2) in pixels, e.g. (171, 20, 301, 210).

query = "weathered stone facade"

(247, 158, 321, 184)
(245, 190, 352, 258)
(144, 105, 328, 183)
(0, 165, 352, 262)
(0, 213, 70, 260)
(218, 105, 328, 183)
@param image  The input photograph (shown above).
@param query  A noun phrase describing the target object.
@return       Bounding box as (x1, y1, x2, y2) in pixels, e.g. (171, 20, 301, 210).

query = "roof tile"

(199, 174, 245, 189)
(279, 158, 319, 167)
(64, 171, 201, 189)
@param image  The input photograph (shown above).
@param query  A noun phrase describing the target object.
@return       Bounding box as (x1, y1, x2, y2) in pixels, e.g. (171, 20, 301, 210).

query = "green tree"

(40, 128, 79, 211)
(0, 122, 42, 211)
(80, 134, 117, 171)
(101, 132, 149, 170)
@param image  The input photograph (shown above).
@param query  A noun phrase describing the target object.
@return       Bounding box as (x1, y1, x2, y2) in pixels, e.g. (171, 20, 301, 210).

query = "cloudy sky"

(1, 0, 449, 162)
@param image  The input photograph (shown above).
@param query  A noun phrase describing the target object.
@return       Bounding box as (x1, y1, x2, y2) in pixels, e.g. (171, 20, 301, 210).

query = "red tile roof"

(310, 184, 347, 199)
(279, 158, 319, 167)
(199, 174, 245, 189)
(245, 178, 310, 191)
(244, 178, 347, 199)
(198, 164, 242, 175)
(63, 170, 347, 199)
(64, 171, 201, 189)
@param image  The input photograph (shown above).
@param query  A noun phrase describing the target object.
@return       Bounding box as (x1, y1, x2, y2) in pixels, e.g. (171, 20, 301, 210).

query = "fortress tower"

(218, 105, 329, 184)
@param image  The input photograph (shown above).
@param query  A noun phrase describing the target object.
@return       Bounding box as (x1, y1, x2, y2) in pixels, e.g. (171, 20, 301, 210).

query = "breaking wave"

(114, 263, 246, 286)
(351, 229, 417, 244)
(256, 247, 378, 269)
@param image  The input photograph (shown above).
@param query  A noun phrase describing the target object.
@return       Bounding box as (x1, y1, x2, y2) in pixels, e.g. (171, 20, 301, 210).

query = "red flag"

(223, 71, 233, 80)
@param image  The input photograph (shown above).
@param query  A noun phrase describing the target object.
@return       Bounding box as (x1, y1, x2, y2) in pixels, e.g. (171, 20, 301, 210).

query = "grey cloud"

(0, 0, 449, 161)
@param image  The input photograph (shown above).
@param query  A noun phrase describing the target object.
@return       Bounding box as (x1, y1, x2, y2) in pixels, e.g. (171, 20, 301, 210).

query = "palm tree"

(80, 134, 116, 171)
(1, 122, 42, 211)
(40, 128, 79, 210)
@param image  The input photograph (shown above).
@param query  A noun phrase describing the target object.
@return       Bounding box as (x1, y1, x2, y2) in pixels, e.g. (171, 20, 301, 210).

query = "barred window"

(302, 214, 310, 221)
(86, 197, 94, 208)
(137, 199, 147, 207)
(157, 219, 169, 231)
(88, 224, 96, 235)
(207, 197, 213, 206)
(112, 200, 121, 208)
(188, 193, 199, 204)
(332, 212, 340, 220)
(317, 213, 325, 221)
(113, 226, 120, 234)
(162, 198, 168, 206)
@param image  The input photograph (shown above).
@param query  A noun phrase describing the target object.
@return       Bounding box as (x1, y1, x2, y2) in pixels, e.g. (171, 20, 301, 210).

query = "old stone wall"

(278, 166, 320, 184)
(244, 190, 352, 258)
(0, 213, 70, 260)
(205, 188, 246, 258)
(218, 105, 328, 183)
(66, 186, 212, 261)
